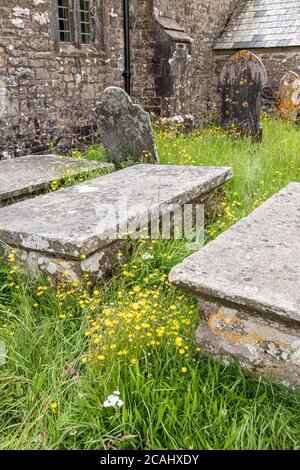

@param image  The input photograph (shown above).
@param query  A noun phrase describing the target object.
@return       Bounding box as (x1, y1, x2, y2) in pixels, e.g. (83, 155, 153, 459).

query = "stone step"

(169, 183, 300, 386)
(0, 164, 232, 279)
(0, 154, 114, 205)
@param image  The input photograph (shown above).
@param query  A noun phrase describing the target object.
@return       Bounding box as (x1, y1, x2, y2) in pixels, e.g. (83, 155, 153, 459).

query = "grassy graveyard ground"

(0, 118, 300, 450)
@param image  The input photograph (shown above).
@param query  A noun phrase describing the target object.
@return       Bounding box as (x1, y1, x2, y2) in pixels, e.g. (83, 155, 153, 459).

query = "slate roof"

(214, 0, 300, 50)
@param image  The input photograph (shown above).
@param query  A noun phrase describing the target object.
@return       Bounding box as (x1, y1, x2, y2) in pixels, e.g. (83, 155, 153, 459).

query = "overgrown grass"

(0, 119, 299, 450)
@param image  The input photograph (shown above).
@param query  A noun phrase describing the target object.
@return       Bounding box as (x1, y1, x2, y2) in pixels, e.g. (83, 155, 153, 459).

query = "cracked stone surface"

(0, 164, 232, 260)
(0, 154, 115, 204)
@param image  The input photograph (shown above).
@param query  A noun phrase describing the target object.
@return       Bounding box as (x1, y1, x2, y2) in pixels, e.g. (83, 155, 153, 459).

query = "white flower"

(103, 391, 123, 409)
(141, 252, 154, 260)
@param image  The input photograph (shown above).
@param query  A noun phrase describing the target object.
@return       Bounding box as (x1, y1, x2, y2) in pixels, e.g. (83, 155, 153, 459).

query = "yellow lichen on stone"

(208, 310, 250, 345)
(208, 310, 269, 348)
(207, 309, 295, 359)
(276, 71, 300, 121)
(229, 50, 252, 62)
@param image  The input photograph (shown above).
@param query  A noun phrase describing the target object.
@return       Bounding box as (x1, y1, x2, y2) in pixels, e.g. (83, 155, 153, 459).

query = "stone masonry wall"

(153, 0, 238, 123)
(0, 0, 127, 158)
(0, 0, 249, 159)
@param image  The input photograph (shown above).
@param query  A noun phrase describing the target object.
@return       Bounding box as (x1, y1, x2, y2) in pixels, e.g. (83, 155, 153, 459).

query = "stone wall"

(0, 0, 240, 158)
(0, 0, 126, 158)
(2, 1, 299, 159)
(153, 0, 238, 122)
(215, 49, 300, 114)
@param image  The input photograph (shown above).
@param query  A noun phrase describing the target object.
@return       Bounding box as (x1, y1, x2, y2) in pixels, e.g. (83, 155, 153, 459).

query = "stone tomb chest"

(170, 183, 300, 386)
(0, 164, 232, 280)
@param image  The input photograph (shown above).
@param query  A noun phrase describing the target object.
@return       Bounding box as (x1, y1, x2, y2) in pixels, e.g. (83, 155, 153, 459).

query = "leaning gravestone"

(275, 71, 300, 122)
(95, 87, 158, 165)
(220, 50, 267, 142)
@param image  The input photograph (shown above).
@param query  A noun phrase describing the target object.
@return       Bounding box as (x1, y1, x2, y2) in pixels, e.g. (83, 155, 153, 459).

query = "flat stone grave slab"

(170, 183, 300, 387)
(0, 164, 232, 280)
(0, 154, 114, 205)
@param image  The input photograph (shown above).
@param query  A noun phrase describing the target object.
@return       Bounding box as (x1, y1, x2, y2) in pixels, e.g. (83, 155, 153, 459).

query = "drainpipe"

(123, 0, 131, 95)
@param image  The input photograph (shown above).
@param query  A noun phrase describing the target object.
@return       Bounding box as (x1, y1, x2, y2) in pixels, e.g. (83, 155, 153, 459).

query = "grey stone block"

(252, 34, 266, 41)
(255, 11, 267, 18)
(0, 341, 5, 365)
(251, 41, 268, 48)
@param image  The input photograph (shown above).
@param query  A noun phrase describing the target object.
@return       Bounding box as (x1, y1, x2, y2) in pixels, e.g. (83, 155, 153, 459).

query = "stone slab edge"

(0, 155, 115, 202)
(169, 183, 300, 325)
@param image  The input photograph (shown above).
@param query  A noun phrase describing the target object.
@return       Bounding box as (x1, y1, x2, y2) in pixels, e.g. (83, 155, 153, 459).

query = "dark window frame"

(56, 0, 93, 48)
(80, 0, 92, 45)
(58, 0, 72, 43)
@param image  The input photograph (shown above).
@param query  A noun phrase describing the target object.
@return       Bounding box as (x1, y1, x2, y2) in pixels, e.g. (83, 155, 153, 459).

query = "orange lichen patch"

(208, 310, 280, 350)
(273, 339, 290, 350)
(208, 310, 251, 346)
(257, 338, 268, 348)
(207, 310, 297, 360)
(275, 71, 300, 121)
(229, 50, 252, 62)
(276, 98, 299, 119)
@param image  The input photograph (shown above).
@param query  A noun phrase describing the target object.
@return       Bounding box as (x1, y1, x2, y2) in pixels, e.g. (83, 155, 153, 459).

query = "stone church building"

(0, 0, 299, 158)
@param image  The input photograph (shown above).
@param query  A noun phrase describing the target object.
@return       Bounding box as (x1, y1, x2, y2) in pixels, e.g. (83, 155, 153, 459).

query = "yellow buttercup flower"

(50, 402, 58, 414)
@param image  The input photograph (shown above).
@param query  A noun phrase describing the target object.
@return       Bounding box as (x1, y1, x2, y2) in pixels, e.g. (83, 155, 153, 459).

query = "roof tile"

(214, 0, 300, 50)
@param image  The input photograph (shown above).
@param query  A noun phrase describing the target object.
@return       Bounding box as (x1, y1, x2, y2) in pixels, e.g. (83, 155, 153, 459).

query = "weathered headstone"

(275, 71, 300, 122)
(220, 50, 267, 142)
(95, 87, 158, 165)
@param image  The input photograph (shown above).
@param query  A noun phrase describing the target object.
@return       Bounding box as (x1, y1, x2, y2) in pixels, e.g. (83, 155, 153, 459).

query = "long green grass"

(0, 119, 299, 450)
